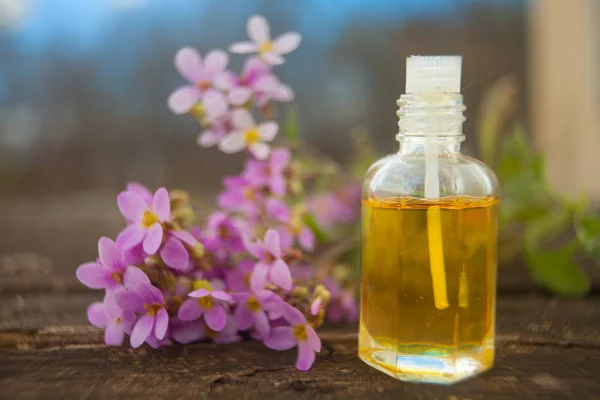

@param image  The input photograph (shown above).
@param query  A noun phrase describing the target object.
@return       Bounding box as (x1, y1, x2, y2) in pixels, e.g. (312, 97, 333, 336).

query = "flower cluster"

(77, 15, 360, 371)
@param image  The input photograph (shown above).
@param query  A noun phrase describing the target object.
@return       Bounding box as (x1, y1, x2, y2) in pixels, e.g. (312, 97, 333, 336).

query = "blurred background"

(0, 0, 598, 287)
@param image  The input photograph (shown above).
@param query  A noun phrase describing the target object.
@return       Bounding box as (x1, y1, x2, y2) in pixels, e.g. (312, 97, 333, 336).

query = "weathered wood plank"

(0, 336, 599, 399)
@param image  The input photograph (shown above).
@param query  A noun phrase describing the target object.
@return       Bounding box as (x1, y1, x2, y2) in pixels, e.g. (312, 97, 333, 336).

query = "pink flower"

(218, 109, 278, 160)
(167, 47, 229, 120)
(177, 279, 233, 331)
(264, 303, 321, 371)
(217, 175, 263, 216)
(116, 187, 170, 255)
(115, 282, 169, 348)
(225, 259, 254, 292)
(160, 230, 203, 272)
(229, 15, 301, 66)
(170, 314, 241, 344)
(245, 229, 292, 291)
(233, 290, 282, 338)
(87, 291, 136, 346)
(126, 182, 153, 205)
(243, 147, 291, 196)
(265, 198, 291, 223)
(197, 110, 234, 148)
(215, 57, 293, 106)
(202, 212, 245, 253)
(76, 237, 150, 290)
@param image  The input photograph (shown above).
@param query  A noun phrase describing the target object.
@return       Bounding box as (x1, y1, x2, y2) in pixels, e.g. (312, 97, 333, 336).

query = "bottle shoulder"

(364, 152, 499, 200)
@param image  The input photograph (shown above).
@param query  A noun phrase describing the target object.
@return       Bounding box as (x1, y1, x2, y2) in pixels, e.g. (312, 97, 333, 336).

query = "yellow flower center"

(193, 279, 214, 291)
(144, 303, 162, 317)
(188, 103, 206, 118)
(197, 80, 211, 91)
(244, 273, 252, 289)
(259, 41, 274, 55)
(244, 188, 256, 201)
(293, 324, 308, 342)
(115, 317, 122, 324)
(246, 295, 261, 312)
(264, 252, 276, 264)
(111, 272, 122, 285)
(244, 128, 261, 144)
(141, 210, 159, 228)
(190, 243, 205, 260)
(197, 296, 214, 310)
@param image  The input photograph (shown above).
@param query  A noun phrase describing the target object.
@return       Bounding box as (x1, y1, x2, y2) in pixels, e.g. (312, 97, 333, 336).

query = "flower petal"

(218, 132, 246, 154)
(213, 71, 237, 91)
(271, 83, 294, 102)
(143, 222, 163, 255)
(76, 263, 110, 289)
(155, 308, 169, 340)
(203, 90, 228, 120)
(262, 52, 285, 65)
(273, 32, 302, 55)
(247, 15, 270, 44)
(188, 288, 211, 298)
(168, 86, 202, 115)
(160, 237, 190, 272)
(249, 143, 270, 160)
(235, 305, 254, 331)
(153, 187, 170, 221)
(115, 290, 145, 313)
(87, 302, 107, 327)
(269, 148, 291, 170)
(281, 302, 307, 325)
(178, 299, 203, 321)
(306, 325, 321, 352)
(171, 230, 198, 247)
(296, 342, 316, 371)
(130, 315, 154, 348)
(263, 229, 281, 258)
(175, 47, 205, 83)
(229, 41, 257, 54)
(105, 321, 125, 346)
(116, 224, 146, 250)
(254, 309, 270, 338)
(204, 49, 229, 76)
(137, 282, 164, 304)
(170, 319, 206, 344)
(232, 108, 255, 130)
(205, 306, 227, 331)
(265, 199, 291, 223)
(197, 129, 224, 148)
(123, 266, 150, 291)
(98, 237, 125, 271)
(117, 192, 147, 221)
(298, 227, 315, 252)
(269, 259, 292, 290)
(211, 291, 233, 302)
(228, 87, 253, 106)
(258, 121, 278, 141)
(263, 326, 296, 350)
(269, 175, 286, 197)
(250, 262, 269, 291)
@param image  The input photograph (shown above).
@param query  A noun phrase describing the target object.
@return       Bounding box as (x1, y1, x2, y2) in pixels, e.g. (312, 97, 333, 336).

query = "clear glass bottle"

(359, 56, 499, 384)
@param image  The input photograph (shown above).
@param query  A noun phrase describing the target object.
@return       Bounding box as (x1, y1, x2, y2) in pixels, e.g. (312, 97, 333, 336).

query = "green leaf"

(303, 212, 329, 243)
(575, 213, 600, 253)
(526, 240, 590, 297)
(283, 107, 300, 146)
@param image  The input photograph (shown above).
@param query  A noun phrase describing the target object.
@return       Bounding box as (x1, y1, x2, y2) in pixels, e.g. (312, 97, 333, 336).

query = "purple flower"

(308, 185, 361, 229)
(116, 187, 170, 255)
(160, 230, 203, 272)
(177, 279, 233, 331)
(203, 212, 244, 253)
(233, 290, 282, 338)
(277, 207, 315, 252)
(197, 110, 233, 148)
(76, 237, 150, 290)
(243, 147, 291, 196)
(115, 283, 169, 348)
(265, 198, 291, 223)
(87, 291, 136, 346)
(229, 15, 301, 66)
(217, 175, 262, 216)
(325, 278, 359, 323)
(126, 182, 153, 205)
(225, 259, 254, 292)
(167, 47, 229, 119)
(215, 57, 293, 106)
(218, 109, 278, 160)
(264, 303, 321, 371)
(245, 229, 292, 291)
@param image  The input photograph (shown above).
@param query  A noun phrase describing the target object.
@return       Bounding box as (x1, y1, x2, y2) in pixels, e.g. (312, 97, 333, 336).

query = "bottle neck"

(395, 93, 466, 155)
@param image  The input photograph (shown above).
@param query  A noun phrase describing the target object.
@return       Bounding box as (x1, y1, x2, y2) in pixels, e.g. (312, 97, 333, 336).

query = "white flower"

(229, 15, 302, 66)
(218, 109, 278, 160)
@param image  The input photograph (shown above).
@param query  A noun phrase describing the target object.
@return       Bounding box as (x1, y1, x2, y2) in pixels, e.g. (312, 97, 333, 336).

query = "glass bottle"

(359, 56, 499, 384)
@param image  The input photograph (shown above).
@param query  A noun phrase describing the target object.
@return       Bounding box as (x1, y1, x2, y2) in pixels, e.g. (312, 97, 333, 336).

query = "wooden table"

(1, 271, 600, 400)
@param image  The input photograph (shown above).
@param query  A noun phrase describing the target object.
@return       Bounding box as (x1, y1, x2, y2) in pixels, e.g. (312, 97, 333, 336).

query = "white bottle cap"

(405, 56, 462, 94)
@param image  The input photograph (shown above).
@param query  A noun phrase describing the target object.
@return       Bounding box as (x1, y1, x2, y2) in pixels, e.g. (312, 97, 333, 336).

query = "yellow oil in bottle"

(359, 195, 498, 384)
